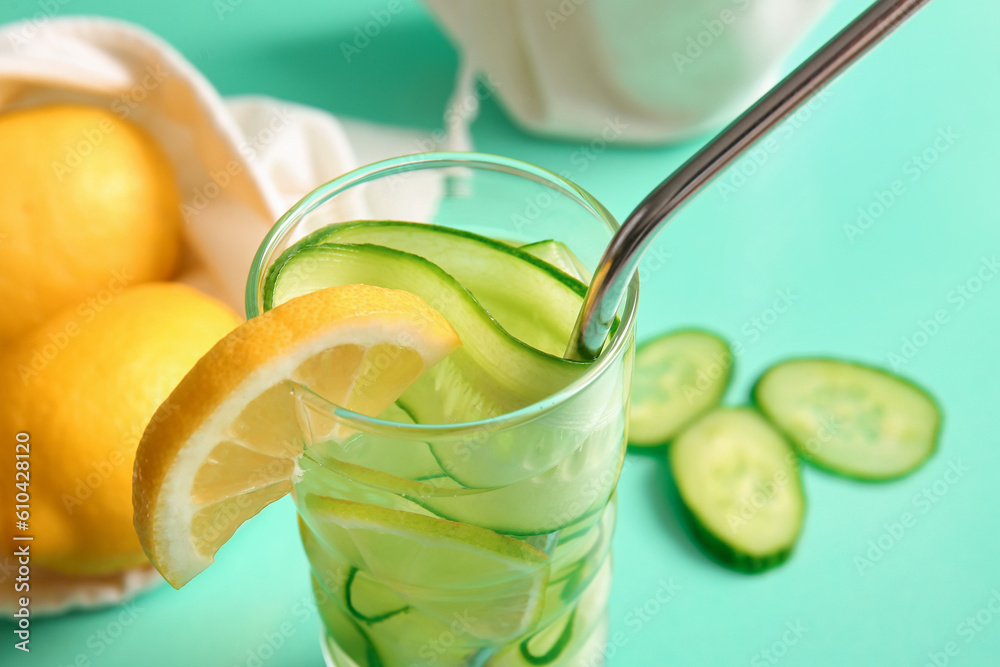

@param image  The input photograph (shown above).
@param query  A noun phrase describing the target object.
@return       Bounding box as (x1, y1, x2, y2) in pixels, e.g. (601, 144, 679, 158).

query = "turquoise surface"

(3, 0, 999, 665)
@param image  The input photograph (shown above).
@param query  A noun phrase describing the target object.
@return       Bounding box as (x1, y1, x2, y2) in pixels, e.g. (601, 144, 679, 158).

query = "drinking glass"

(245, 153, 639, 667)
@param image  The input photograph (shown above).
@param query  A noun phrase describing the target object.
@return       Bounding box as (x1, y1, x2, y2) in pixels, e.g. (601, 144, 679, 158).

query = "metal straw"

(566, 0, 933, 361)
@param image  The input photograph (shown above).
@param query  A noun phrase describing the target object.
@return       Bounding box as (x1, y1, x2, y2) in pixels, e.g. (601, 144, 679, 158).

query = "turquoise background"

(3, 0, 999, 665)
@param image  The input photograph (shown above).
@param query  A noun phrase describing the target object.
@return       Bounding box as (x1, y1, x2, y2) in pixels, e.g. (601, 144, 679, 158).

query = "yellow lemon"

(0, 283, 240, 575)
(0, 104, 182, 342)
(132, 284, 460, 588)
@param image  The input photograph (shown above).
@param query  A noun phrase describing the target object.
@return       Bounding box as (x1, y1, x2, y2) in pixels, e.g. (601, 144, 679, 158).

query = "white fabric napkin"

(0, 16, 443, 615)
(425, 0, 835, 144)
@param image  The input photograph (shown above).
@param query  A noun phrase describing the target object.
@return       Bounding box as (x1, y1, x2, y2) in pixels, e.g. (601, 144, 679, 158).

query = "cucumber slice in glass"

(346, 567, 411, 623)
(294, 443, 438, 519)
(288, 221, 586, 356)
(307, 523, 474, 665)
(300, 400, 446, 482)
(360, 606, 488, 666)
(519, 240, 593, 282)
(267, 239, 617, 490)
(315, 578, 382, 667)
(491, 556, 613, 667)
(669, 407, 805, 573)
(535, 501, 614, 632)
(315, 572, 472, 667)
(521, 609, 575, 665)
(754, 358, 941, 480)
(297, 417, 623, 536)
(628, 329, 733, 447)
(303, 522, 382, 667)
(266, 242, 585, 419)
(303, 496, 550, 642)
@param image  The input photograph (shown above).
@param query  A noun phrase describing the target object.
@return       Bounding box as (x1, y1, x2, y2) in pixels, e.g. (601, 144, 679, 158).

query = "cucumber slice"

(287, 221, 587, 356)
(303, 496, 550, 642)
(669, 407, 805, 573)
(267, 241, 618, 490)
(297, 422, 623, 536)
(405, 357, 623, 490)
(521, 610, 575, 665)
(302, 520, 382, 667)
(628, 329, 733, 447)
(543, 500, 613, 620)
(566, 613, 609, 667)
(314, 578, 382, 667)
(307, 401, 445, 482)
(304, 498, 615, 665)
(550, 503, 612, 578)
(294, 440, 438, 519)
(753, 358, 941, 480)
(306, 522, 473, 665)
(519, 240, 593, 282)
(266, 243, 585, 412)
(359, 607, 486, 666)
(406, 431, 619, 535)
(315, 569, 472, 667)
(491, 556, 613, 667)
(346, 567, 410, 623)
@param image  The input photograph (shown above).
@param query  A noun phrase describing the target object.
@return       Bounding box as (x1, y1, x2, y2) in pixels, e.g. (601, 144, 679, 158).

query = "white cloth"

(0, 16, 442, 615)
(425, 0, 835, 144)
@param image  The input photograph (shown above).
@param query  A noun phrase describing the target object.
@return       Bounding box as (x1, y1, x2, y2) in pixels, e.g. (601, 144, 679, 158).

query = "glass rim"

(245, 151, 639, 437)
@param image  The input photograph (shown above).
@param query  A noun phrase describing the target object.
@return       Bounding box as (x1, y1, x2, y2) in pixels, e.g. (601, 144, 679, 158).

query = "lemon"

(132, 284, 461, 588)
(0, 283, 239, 575)
(303, 496, 548, 642)
(0, 104, 182, 342)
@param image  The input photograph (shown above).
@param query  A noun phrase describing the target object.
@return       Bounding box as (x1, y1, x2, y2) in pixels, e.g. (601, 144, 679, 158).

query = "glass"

(246, 153, 639, 667)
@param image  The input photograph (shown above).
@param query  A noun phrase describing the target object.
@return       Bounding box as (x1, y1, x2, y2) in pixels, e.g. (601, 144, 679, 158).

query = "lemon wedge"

(133, 284, 460, 588)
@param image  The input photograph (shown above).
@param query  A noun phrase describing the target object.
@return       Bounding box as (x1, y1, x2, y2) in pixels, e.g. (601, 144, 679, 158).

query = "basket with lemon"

(0, 104, 240, 612)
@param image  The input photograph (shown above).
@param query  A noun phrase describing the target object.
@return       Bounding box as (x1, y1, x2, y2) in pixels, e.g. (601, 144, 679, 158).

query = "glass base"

(319, 557, 612, 667)
(321, 615, 609, 667)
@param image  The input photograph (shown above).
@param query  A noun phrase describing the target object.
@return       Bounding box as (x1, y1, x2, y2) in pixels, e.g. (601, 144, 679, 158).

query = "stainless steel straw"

(566, 0, 933, 361)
